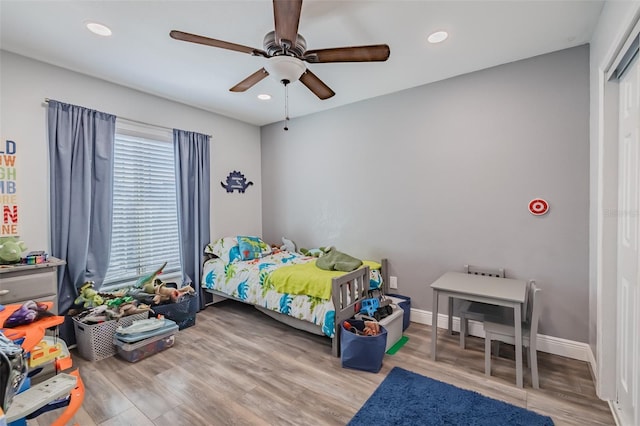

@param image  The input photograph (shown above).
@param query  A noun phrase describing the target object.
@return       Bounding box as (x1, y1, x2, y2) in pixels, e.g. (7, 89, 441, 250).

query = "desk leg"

(514, 304, 523, 388)
(431, 289, 439, 361)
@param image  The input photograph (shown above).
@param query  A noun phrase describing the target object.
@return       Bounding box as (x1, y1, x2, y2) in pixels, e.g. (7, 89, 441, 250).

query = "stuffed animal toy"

(3, 300, 54, 328)
(116, 302, 151, 318)
(0, 237, 27, 264)
(280, 237, 296, 253)
(74, 281, 104, 308)
(134, 262, 167, 288)
(142, 279, 195, 305)
(299, 247, 329, 258)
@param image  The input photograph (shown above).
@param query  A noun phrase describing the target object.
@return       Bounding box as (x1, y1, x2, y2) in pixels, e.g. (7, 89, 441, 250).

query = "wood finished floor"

(28, 300, 613, 426)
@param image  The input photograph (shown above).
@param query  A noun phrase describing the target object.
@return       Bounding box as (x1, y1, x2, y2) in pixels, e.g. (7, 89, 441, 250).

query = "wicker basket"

(73, 312, 149, 361)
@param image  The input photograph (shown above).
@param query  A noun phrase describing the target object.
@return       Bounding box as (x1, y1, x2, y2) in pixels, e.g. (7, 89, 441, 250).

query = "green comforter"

(267, 259, 380, 300)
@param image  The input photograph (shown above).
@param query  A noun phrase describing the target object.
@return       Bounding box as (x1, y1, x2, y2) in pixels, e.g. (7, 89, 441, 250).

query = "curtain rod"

(44, 98, 213, 138)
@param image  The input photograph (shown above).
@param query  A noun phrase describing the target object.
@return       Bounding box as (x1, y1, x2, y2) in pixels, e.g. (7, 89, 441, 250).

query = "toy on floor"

(2, 301, 54, 328)
(343, 320, 381, 336)
(0, 302, 84, 425)
(359, 298, 392, 321)
(74, 282, 104, 308)
(73, 302, 152, 325)
(0, 331, 27, 412)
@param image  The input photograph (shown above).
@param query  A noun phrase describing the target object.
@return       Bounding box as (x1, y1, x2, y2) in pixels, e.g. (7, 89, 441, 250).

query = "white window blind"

(103, 124, 182, 289)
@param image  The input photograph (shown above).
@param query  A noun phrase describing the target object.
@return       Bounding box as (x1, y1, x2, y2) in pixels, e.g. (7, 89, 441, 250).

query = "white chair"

(457, 265, 508, 349)
(484, 282, 541, 389)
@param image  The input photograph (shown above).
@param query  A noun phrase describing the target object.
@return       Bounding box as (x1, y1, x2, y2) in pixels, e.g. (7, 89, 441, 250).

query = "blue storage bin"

(387, 294, 411, 331)
(340, 320, 387, 373)
(151, 295, 197, 330)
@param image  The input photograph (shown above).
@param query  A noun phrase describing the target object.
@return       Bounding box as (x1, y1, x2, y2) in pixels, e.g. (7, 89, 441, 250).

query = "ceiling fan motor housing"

(263, 30, 306, 57)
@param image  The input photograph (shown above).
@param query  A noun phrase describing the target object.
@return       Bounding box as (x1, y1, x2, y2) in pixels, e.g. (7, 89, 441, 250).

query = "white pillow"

(205, 237, 239, 262)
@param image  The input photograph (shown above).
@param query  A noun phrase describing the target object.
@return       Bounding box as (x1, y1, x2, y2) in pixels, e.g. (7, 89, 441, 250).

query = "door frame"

(596, 6, 640, 409)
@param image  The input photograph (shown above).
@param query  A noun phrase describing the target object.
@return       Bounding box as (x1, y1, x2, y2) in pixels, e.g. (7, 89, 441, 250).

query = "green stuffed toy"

(0, 236, 27, 264)
(75, 281, 104, 308)
(134, 262, 167, 288)
(300, 247, 329, 258)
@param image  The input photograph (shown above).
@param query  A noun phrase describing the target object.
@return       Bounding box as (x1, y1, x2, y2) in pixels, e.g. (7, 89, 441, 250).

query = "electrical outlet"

(389, 276, 398, 289)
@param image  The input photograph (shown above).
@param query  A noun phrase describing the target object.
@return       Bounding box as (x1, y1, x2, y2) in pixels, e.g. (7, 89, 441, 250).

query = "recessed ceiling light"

(86, 22, 112, 37)
(427, 30, 448, 44)
(257, 94, 271, 100)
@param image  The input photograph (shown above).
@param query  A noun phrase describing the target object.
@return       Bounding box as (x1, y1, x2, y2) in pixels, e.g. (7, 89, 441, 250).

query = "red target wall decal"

(528, 198, 549, 216)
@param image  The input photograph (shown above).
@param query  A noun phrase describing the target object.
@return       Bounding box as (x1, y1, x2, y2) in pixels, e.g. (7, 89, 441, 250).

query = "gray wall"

(0, 51, 263, 252)
(261, 45, 590, 342)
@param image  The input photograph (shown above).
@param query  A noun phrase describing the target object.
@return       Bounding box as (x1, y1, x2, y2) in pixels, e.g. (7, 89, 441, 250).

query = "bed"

(201, 236, 388, 356)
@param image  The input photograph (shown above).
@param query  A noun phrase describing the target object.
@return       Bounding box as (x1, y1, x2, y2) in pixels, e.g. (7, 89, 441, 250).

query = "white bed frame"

(205, 258, 389, 357)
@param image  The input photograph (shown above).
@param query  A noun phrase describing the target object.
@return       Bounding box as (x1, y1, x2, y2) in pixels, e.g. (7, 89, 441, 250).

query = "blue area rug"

(348, 367, 554, 426)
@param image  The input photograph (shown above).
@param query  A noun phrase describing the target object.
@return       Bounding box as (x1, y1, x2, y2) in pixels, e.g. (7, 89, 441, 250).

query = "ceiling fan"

(169, 0, 390, 101)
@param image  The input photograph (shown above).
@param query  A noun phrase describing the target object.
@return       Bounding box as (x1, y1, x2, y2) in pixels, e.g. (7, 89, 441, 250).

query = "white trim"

(609, 400, 623, 426)
(606, 16, 640, 81)
(587, 344, 599, 387)
(410, 307, 591, 361)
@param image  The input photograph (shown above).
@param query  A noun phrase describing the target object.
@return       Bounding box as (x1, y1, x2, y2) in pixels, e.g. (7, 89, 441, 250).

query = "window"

(102, 121, 182, 290)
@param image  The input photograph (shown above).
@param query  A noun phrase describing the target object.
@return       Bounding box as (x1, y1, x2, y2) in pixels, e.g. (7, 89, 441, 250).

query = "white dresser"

(0, 257, 65, 314)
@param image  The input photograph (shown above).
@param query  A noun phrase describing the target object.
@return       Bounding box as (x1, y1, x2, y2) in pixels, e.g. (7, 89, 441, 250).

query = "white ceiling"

(0, 1, 604, 126)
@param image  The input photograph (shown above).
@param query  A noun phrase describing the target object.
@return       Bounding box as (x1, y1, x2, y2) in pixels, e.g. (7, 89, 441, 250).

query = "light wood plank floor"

(27, 300, 613, 425)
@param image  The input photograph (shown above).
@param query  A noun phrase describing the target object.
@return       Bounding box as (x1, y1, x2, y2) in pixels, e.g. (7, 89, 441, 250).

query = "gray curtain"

(173, 129, 211, 310)
(48, 100, 115, 340)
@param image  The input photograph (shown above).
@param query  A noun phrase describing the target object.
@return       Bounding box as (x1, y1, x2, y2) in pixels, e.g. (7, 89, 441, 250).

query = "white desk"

(430, 271, 527, 387)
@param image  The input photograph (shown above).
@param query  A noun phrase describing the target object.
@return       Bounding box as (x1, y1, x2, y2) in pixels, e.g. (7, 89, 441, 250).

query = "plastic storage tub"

(114, 319, 178, 363)
(378, 305, 403, 351)
(387, 294, 411, 331)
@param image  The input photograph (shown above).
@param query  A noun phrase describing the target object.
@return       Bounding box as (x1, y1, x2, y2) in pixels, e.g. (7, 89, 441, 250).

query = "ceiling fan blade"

(304, 44, 390, 63)
(170, 30, 267, 57)
(299, 69, 335, 100)
(230, 68, 269, 92)
(273, 0, 302, 48)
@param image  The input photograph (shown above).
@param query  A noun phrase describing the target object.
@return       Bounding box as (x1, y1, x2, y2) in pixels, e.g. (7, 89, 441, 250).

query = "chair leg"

(448, 297, 454, 335)
(530, 345, 539, 389)
(485, 334, 492, 377)
(460, 316, 467, 349)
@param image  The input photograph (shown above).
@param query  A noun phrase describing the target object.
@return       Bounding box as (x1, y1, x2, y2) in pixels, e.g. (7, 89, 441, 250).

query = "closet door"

(616, 54, 639, 426)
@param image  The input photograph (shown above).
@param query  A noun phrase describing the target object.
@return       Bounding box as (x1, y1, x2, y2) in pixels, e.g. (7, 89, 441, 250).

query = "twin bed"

(200, 237, 388, 356)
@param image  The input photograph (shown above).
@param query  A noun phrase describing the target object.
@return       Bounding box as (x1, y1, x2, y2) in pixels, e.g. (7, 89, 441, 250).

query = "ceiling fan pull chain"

(283, 79, 290, 131)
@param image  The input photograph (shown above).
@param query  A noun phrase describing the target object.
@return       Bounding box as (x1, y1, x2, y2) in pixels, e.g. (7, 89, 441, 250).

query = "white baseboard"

(587, 344, 598, 386)
(608, 400, 622, 426)
(410, 308, 591, 362)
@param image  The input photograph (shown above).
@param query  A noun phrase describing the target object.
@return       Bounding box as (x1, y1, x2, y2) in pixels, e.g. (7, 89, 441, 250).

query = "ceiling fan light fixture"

(257, 94, 271, 100)
(427, 30, 448, 44)
(264, 56, 306, 84)
(85, 21, 112, 37)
